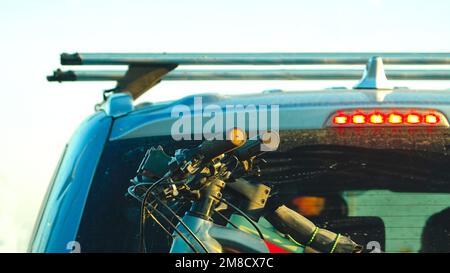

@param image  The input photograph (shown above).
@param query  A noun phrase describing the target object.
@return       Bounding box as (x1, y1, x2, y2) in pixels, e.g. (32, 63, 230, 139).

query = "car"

(30, 52, 450, 253)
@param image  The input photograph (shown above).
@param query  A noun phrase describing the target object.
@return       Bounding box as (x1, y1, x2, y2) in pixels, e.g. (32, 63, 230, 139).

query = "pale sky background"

(0, 0, 449, 252)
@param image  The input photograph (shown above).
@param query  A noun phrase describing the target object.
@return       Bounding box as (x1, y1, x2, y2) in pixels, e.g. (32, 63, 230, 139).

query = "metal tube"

(61, 52, 450, 65)
(47, 69, 450, 82)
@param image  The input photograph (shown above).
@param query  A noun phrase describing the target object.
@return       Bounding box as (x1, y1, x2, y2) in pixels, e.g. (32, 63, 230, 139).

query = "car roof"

(108, 88, 450, 140)
(134, 88, 450, 111)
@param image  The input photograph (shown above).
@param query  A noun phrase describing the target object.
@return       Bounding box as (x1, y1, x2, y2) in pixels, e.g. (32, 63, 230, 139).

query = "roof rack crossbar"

(50, 52, 450, 100)
(48, 69, 450, 82)
(61, 52, 450, 65)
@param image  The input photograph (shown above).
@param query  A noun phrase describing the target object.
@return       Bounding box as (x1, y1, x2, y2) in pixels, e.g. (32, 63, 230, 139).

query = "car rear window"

(76, 128, 450, 252)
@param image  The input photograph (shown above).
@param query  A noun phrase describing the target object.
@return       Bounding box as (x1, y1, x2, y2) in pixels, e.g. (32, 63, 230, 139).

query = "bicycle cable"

(220, 198, 265, 240)
(150, 192, 210, 253)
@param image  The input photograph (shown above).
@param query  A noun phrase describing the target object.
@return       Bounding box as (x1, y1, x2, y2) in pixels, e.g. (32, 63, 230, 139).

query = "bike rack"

(48, 52, 450, 99)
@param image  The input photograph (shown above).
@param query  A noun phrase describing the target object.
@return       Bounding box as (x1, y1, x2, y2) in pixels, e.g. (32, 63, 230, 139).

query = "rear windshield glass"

(77, 128, 450, 253)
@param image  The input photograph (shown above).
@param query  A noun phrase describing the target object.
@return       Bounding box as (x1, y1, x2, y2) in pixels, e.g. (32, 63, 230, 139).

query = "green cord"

(285, 234, 305, 247)
(285, 229, 341, 253)
(330, 234, 341, 253)
(306, 227, 319, 246)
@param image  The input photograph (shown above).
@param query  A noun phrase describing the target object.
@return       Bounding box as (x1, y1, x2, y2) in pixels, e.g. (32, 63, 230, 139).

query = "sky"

(0, 0, 449, 252)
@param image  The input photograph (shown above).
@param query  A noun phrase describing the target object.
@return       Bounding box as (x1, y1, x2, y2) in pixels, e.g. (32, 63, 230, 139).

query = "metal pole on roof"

(47, 69, 450, 82)
(61, 52, 450, 65)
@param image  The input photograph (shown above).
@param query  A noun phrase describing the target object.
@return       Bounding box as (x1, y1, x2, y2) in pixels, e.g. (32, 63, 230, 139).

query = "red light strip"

(331, 111, 446, 126)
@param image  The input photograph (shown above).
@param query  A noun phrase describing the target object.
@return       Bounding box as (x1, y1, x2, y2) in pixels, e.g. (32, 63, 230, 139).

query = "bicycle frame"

(170, 214, 270, 253)
(167, 179, 361, 253)
(167, 175, 304, 253)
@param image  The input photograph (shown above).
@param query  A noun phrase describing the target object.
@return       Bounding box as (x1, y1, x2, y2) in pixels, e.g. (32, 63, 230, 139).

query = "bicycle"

(127, 129, 362, 253)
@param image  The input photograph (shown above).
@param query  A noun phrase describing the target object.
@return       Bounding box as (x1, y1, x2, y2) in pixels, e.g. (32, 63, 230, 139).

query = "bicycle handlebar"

(266, 205, 363, 253)
(131, 131, 362, 253)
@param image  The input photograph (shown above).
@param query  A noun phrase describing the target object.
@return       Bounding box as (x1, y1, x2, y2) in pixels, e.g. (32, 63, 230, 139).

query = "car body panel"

(110, 89, 450, 140)
(30, 112, 112, 253)
(29, 87, 450, 252)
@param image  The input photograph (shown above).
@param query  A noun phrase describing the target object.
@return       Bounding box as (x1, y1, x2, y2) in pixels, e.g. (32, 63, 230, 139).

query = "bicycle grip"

(265, 205, 363, 253)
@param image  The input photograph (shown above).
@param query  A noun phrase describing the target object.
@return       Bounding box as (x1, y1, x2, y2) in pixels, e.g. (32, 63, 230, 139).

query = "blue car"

(30, 53, 450, 253)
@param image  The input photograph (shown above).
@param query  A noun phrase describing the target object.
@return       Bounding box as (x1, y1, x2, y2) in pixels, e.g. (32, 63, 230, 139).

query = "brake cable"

(144, 207, 172, 237)
(150, 192, 210, 253)
(144, 200, 199, 253)
(214, 210, 239, 230)
(139, 174, 170, 252)
(129, 185, 198, 253)
(220, 198, 265, 240)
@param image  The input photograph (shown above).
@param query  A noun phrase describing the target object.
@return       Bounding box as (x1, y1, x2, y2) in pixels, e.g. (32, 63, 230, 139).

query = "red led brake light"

(424, 114, 439, 124)
(369, 113, 384, 124)
(388, 113, 402, 124)
(406, 114, 421, 124)
(333, 114, 348, 125)
(329, 109, 448, 127)
(352, 114, 366, 124)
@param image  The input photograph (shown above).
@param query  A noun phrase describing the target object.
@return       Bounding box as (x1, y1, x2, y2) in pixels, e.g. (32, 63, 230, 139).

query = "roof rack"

(48, 52, 450, 100)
